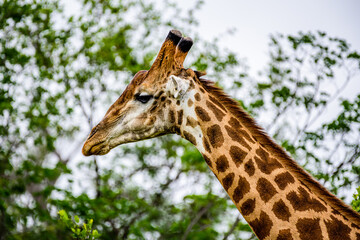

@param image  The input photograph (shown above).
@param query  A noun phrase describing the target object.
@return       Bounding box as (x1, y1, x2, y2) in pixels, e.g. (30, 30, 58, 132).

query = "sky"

(179, 0, 360, 76)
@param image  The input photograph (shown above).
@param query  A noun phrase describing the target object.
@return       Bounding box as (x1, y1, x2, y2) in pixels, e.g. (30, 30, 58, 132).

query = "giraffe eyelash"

(135, 93, 153, 104)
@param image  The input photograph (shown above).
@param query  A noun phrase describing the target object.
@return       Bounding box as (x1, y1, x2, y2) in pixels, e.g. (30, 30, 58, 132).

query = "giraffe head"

(82, 30, 199, 156)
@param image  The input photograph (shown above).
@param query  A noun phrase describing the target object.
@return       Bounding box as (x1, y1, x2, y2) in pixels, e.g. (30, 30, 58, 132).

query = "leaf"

(58, 210, 68, 221)
(92, 230, 99, 238)
(74, 215, 79, 223)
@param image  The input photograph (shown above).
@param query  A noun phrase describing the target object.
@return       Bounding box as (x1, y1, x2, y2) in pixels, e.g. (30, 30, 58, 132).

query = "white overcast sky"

(181, 0, 360, 76)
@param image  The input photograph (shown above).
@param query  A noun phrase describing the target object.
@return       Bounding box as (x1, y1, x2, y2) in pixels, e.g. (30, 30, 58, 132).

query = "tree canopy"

(1, 0, 359, 239)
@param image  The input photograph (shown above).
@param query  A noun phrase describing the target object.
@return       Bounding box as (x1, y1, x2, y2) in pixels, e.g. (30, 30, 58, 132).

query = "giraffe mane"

(197, 76, 360, 226)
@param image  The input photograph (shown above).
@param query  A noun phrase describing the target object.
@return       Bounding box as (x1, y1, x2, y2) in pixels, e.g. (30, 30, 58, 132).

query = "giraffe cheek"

(144, 116, 157, 126)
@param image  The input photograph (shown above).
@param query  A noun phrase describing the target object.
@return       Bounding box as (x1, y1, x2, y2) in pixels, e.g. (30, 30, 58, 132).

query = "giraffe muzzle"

(82, 138, 109, 156)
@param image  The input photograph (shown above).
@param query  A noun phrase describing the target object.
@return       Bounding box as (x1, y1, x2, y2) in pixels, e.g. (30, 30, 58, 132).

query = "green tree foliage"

(1, 0, 359, 239)
(58, 210, 99, 239)
(352, 187, 360, 213)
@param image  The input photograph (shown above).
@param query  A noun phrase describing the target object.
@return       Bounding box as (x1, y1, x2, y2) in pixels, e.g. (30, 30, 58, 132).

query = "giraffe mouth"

(82, 139, 109, 156)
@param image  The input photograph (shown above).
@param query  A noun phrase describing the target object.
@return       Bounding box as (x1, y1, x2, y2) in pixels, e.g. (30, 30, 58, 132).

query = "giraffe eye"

(135, 93, 153, 104)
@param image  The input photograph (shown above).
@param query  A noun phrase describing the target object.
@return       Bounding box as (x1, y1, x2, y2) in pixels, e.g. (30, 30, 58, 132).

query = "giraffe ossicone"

(82, 30, 360, 239)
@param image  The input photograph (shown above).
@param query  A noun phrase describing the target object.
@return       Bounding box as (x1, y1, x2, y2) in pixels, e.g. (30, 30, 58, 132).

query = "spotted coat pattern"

(177, 82, 360, 239)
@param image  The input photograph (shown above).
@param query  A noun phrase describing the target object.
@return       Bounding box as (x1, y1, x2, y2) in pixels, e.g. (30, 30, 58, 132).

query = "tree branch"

(181, 202, 213, 240)
(120, 210, 146, 239)
(94, 156, 101, 198)
(332, 145, 360, 177)
(222, 215, 241, 240)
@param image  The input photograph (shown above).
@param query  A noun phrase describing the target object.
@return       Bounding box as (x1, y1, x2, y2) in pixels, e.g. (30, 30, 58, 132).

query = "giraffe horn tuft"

(175, 37, 193, 68)
(177, 37, 193, 53)
(167, 30, 183, 45)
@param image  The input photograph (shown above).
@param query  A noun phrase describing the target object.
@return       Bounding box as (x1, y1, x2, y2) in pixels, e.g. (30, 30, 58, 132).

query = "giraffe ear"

(166, 75, 190, 99)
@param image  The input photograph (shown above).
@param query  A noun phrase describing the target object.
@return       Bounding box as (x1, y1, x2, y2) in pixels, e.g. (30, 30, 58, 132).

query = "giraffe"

(82, 30, 360, 239)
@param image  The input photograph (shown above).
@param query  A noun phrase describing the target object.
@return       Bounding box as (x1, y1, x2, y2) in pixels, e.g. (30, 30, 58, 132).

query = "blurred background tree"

(0, 0, 359, 239)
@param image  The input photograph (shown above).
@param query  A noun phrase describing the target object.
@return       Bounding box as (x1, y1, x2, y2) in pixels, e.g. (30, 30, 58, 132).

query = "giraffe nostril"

(87, 126, 98, 140)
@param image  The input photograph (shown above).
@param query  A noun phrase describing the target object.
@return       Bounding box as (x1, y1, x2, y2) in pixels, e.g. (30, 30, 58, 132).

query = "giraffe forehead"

(136, 74, 173, 94)
(104, 71, 148, 115)
(138, 81, 164, 93)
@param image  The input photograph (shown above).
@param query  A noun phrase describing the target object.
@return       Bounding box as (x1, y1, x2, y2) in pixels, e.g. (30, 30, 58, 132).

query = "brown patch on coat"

(194, 93, 201, 101)
(203, 154, 212, 168)
(206, 100, 225, 121)
(256, 177, 278, 203)
(222, 173, 235, 191)
(215, 155, 229, 173)
(296, 218, 323, 240)
(177, 110, 183, 125)
(249, 211, 273, 239)
(241, 198, 256, 216)
(273, 199, 291, 222)
(228, 117, 242, 129)
(277, 229, 293, 240)
(225, 125, 251, 151)
(254, 147, 283, 174)
(209, 95, 227, 112)
(203, 136, 211, 153)
(207, 124, 224, 148)
(229, 145, 247, 167)
(183, 131, 196, 146)
(187, 99, 193, 107)
(195, 106, 210, 122)
(154, 90, 164, 100)
(244, 159, 255, 176)
(275, 172, 295, 190)
(286, 186, 327, 212)
(168, 110, 175, 123)
(325, 215, 351, 240)
(232, 176, 250, 203)
(356, 233, 360, 240)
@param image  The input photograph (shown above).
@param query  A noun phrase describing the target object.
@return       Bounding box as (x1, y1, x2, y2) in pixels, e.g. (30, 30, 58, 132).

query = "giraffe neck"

(177, 80, 360, 239)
